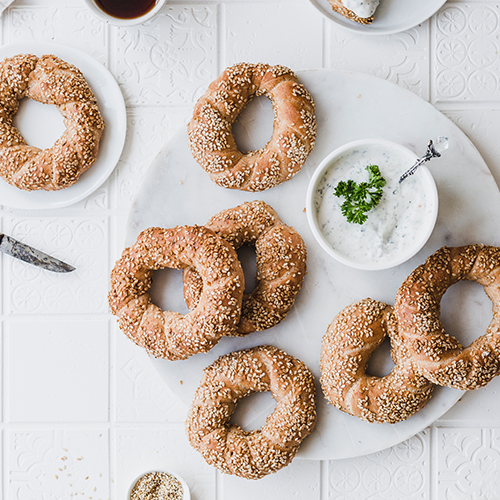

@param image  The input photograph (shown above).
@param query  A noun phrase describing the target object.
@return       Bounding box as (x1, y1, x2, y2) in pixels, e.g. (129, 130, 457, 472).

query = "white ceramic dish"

(309, 0, 448, 35)
(0, 42, 127, 210)
(126, 70, 500, 460)
(128, 470, 190, 500)
(83, 0, 166, 27)
(306, 138, 438, 271)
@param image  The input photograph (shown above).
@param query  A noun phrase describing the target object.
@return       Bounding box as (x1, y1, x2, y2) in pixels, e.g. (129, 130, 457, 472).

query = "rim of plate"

(308, 0, 448, 35)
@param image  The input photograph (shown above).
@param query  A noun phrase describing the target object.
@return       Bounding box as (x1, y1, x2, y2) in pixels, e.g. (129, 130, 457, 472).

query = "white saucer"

(309, 0, 447, 35)
(0, 42, 127, 210)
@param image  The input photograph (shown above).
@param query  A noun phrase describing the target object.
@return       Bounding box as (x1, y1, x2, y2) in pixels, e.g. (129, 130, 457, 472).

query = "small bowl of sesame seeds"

(128, 470, 190, 500)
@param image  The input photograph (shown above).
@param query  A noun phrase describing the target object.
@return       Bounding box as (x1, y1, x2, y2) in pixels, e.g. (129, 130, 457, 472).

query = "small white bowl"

(128, 470, 190, 500)
(306, 138, 438, 271)
(83, 0, 166, 26)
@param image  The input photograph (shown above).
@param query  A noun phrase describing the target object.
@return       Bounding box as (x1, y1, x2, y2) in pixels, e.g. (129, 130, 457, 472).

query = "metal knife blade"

(0, 233, 75, 273)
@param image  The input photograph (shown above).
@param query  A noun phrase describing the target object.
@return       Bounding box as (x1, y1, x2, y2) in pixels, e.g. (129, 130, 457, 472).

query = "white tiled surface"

(1, 1, 500, 499)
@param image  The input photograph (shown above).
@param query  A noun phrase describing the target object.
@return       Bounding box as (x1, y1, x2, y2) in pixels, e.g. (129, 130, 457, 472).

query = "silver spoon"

(398, 136, 449, 184)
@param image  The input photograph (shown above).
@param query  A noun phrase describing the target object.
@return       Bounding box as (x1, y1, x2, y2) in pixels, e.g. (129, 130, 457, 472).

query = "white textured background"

(1, 1, 500, 499)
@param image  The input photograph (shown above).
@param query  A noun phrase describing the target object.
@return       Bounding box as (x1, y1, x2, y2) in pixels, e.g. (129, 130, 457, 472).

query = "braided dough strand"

(0, 54, 104, 191)
(188, 62, 316, 192)
(185, 345, 317, 479)
(108, 226, 244, 360)
(394, 245, 500, 390)
(320, 298, 434, 423)
(183, 201, 307, 335)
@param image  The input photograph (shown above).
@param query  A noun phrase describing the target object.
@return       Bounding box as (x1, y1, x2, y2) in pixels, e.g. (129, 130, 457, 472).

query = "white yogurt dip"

(307, 140, 438, 270)
(343, 0, 380, 19)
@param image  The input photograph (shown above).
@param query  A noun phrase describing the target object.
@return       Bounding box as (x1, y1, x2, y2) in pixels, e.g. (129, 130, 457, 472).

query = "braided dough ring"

(108, 226, 244, 360)
(0, 54, 105, 191)
(185, 345, 317, 479)
(394, 245, 500, 390)
(188, 62, 316, 192)
(183, 201, 307, 335)
(320, 298, 434, 423)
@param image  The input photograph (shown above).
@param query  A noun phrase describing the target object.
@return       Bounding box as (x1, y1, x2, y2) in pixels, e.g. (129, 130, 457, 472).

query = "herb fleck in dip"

(130, 471, 183, 500)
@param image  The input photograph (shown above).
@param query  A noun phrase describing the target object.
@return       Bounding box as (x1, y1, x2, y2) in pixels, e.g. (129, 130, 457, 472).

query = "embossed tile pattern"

(433, 3, 500, 103)
(114, 326, 186, 423)
(8, 429, 109, 500)
(436, 427, 500, 500)
(329, 432, 430, 499)
(4, 217, 108, 314)
(115, 427, 215, 499)
(111, 4, 218, 106)
(5, 5, 108, 64)
(1, 1, 500, 499)
(111, 107, 190, 210)
(328, 25, 430, 100)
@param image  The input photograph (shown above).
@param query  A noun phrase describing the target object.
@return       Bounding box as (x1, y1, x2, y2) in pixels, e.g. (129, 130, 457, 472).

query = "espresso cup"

(83, 0, 167, 26)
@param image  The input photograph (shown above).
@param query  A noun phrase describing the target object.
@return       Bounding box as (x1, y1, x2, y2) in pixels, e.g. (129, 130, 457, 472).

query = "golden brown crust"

(0, 53, 104, 191)
(182, 201, 307, 335)
(108, 225, 244, 360)
(327, 0, 374, 24)
(185, 345, 317, 479)
(320, 298, 434, 424)
(187, 62, 316, 192)
(394, 245, 500, 390)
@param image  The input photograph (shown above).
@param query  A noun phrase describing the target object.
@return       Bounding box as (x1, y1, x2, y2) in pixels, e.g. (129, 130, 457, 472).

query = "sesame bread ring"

(320, 298, 434, 424)
(394, 245, 500, 390)
(108, 226, 244, 360)
(187, 62, 316, 192)
(0, 53, 104, 191)
(185, 345, 317, 479)
(182, 201, 307, 335)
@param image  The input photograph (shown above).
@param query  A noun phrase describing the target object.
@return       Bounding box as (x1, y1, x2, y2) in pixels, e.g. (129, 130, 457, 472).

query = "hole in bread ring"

(320, 298, 435, 424)
(185, 345, 317, 480)
(182, 201, 307, 335)
(0, 53, 105, 191)
(108, 225, 244, 360)
(187, 62, 317, 192)
(394, 245, 500, 390)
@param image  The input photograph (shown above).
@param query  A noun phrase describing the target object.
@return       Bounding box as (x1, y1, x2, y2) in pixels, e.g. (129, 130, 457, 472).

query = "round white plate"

(0, 42, 127, 210)
(126, 70, 500, 460)
(309, 0, 447, 35)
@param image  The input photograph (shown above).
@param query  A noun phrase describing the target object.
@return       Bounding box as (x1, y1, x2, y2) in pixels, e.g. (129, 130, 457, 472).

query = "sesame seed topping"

(0, 53, 104, 191)
(183, 201, 307, 335)
(187, 62, 316, 192)
(185, 345, 317, 479)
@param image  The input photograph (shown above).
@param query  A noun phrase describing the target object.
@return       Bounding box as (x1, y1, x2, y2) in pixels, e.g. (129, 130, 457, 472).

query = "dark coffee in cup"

(95, 0, 158, 20)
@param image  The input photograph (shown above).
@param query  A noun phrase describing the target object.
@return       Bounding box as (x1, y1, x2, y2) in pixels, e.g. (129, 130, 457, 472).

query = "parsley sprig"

(334, 165, 386, 225)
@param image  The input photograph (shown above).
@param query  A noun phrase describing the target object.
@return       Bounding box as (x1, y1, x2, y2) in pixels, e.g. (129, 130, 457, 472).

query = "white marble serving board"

(126, 70, 500, 460)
